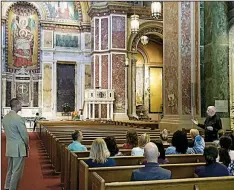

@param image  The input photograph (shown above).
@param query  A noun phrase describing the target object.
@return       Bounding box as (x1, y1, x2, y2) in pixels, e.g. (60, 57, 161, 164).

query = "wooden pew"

(80, 161, 207, 190)
(61, 148, 132, 188)
(92, 173, 234, 190)
(66, 154, 205, 190)
(52, 136, 172, 173)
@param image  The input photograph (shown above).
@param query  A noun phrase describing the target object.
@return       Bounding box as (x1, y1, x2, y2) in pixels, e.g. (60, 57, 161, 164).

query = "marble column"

(2, 78, 6, 107)
(229, 26, 234, 129)
(89, 3, 128, 120)
(131, 56, 138, 118)
(160, 2, 200, 132)
(202, 2, 230, 129)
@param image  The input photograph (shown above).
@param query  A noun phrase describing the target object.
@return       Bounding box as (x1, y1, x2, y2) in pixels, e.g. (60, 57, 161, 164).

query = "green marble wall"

(201, 2, 229, 117)
(200, 2, 205, 117)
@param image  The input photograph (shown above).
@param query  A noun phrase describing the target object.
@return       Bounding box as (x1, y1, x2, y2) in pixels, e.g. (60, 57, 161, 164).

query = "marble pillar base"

(113, 113, 129, 121)
(160, 115, 231, 133)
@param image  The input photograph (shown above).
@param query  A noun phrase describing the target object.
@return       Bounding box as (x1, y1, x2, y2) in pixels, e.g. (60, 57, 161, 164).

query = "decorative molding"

(128, 21, 163, 52)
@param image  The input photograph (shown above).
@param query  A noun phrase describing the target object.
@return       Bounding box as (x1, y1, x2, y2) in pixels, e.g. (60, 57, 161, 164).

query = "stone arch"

(2, 2, 45, 19)
(127, 21, 163, 52)
(137, 46, 149, 64)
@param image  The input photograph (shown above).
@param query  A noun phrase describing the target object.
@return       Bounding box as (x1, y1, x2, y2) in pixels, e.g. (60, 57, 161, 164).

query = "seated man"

(68, 130, 87, 151)
(131, 142, 171, 181)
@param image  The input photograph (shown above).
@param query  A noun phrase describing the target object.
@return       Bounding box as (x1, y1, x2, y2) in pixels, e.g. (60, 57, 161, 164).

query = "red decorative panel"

(112, 16, 125, 49)
(101, 104, 107, 118)
(101, 18, 108, 50)
(101, 55, 108, 89)
(112, 54, 125, 113)
(181, 2, 192, 115)
(95, 55, 99, 88)
(164, 2, 179, 115)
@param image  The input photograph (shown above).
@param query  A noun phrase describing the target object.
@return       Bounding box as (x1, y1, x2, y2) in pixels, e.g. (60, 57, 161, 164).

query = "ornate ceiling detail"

(128, 21, 163, 51)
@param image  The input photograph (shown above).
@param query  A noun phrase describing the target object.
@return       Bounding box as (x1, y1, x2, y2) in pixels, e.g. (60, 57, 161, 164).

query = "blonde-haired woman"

(190, 129, 205, 154)
(131, 133, 150, 156)
(85, 138, 116, 167)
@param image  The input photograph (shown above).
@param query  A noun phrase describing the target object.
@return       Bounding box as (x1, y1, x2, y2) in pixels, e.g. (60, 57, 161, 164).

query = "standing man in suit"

(2, 98, 29, 190)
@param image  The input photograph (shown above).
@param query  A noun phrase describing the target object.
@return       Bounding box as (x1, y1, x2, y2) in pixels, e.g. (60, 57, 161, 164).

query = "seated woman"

(131, 133, 150, 156)
(190, 129, 205, 154)
(68, 130, 87, 151)
(195, 146, 229, 177)
(152, 140, 169, 164)
(165, 130, 195, 154)
(218, 136, 234, 175)
(104, 136, 122, 156)
(160, 129, 170, 145)
(85, 138, 116, 167)
(123, 129, 138, 149)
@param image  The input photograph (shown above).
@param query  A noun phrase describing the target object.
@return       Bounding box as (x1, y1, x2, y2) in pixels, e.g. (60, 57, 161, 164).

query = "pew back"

(92, 172, 234, 190)
(80, 160, 206, 190)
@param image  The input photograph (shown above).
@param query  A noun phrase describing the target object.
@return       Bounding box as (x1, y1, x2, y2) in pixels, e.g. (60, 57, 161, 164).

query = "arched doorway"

(127, 21, 163, 120)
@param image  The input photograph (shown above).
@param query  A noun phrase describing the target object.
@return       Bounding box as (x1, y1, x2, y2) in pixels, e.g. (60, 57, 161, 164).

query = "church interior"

(1, 1, 234, 190)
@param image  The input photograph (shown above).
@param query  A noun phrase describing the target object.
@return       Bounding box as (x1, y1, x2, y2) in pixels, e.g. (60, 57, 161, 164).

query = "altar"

(2, 107, 42, 118)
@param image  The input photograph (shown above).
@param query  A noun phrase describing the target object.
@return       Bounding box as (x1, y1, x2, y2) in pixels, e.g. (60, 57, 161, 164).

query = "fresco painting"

(55, 33, 79, 48)
(7, 4, 39, 70)
(45, 2, 79, 21)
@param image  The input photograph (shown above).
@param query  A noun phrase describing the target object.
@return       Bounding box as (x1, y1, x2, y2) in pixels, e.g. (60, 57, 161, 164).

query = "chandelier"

(140, 36, 149, 45)
(151, 2, 162, 19)
(131, 14, 139, 34)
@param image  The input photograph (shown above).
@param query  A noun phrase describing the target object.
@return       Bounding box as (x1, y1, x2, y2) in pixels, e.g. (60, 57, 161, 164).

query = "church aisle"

(1, 133, 61, 190)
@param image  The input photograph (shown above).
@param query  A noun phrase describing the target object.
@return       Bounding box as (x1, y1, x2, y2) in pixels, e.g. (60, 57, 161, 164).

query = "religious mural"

(45, 2, 79, 22)
(55, 33, 79, 48)
(7, 4, 39, 70)
(43, 30, 53, 48)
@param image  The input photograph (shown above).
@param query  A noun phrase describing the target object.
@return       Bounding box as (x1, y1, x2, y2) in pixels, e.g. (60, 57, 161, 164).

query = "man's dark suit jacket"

(131, 162, 172, 181)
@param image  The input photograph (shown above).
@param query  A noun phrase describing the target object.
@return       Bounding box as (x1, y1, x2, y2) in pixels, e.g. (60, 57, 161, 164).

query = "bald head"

(144, 142, 159, 163)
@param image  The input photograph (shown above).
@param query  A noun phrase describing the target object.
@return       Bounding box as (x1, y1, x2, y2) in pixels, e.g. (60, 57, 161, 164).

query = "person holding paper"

(2, 98, 29, 190)
(191, 106, 222, 142)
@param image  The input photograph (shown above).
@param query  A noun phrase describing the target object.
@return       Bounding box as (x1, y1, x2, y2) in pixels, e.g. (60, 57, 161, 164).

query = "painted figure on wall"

(45, 2, 79, 21)
(7, 4, 39, 70)
(55, 34, 79, 48)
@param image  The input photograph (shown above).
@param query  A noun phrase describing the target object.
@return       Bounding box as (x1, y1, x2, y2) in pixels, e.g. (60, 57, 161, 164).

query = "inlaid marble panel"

(163, 2, 179, 115)
(195, 2, 200, 115)
(85, 65, 91, 89)
(112, 16, 125, 49)
(112, 54, 125, 113)
(203, 2, 229, 117)
(181, 2, 192, 115)
(95, 55, 99, 88)
(91, 57, 94, 88)
(101, 104, 107, 118)
(95, 19, 99, 50)
(136, 66, 144, 105)
(101, 18, 108, 50)
(101, 55, 108, 89)
(43, 63, 52, 112)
